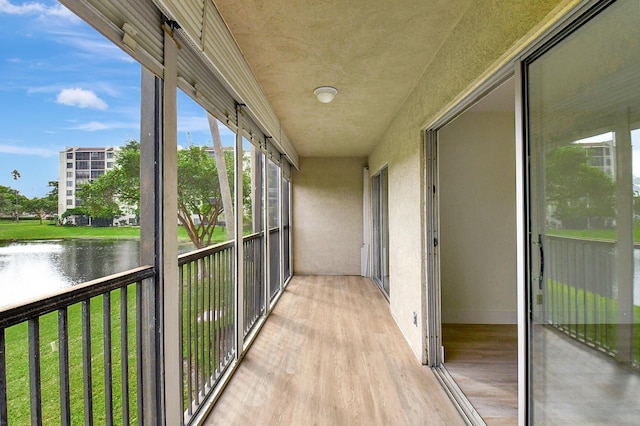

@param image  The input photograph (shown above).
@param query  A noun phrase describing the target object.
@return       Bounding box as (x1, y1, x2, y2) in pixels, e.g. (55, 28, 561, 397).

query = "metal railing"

(269, 227, 281, 300)
(179, 241, 235, 423)
(1, 232, 280, 425)
(243, 233, 264, 336)
(543, 235, 621, 357)
(0, 266, 155, 425)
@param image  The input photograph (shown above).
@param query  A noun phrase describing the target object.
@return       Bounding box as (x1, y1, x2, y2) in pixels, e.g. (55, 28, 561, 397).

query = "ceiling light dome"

(313, 86, 338, 103)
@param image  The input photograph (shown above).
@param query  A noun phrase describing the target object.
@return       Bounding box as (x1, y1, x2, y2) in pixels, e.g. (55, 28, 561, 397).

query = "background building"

(57, 146, 119, 224)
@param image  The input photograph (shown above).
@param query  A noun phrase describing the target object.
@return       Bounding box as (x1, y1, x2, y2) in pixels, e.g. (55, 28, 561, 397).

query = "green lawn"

(0, 219, 229, 243)
(545, 280, 640, 364)
(5, 288, 139, 424)
(546, 227, 640, 242)
(0, 219, 235, 423)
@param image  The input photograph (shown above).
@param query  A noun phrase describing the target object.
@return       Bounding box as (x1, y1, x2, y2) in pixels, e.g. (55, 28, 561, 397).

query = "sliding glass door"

(526, 0, 640, 422)
(372, 167, 389, 297)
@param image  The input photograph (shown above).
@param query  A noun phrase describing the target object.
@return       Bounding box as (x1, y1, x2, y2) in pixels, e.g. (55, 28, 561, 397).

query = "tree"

(0, 185, 16, 217)
(75, 140, 139, 226)
(177, 143, 234, 248)
(26, 181, 58, 224)
(545, 145, 615, 229)
(77, 178, 122, 225)
(11, 169, 20, 222)
(78, 136, 250, 248)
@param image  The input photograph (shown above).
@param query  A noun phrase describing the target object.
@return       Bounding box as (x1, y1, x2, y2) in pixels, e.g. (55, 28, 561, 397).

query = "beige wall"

(439, 111, 517, 324)
(367, 0, 576, 360)
(292, 157, 367, 275)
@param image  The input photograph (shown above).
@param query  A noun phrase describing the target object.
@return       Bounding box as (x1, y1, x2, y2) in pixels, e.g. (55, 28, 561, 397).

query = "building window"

(66, 162, 73, 168)
(66, 152, 73, 159)
(76, 152, 90, 160)
(66, 199, 73, 206)
(76, 160, 89, 170)
(66, 181, 72, 187)
(66, 190, 73, 196)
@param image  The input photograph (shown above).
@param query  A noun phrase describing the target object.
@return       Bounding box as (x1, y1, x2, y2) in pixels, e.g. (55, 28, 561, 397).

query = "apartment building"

(57, 146, 118, 224)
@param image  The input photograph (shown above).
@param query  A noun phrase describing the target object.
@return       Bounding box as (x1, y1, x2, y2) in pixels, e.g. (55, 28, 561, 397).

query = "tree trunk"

(208, 114, 235, 241)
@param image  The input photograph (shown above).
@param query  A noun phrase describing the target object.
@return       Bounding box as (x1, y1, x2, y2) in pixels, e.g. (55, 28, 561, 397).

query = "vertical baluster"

(103, 293, 113, 425)
(594, 243, 600, 345)
(0, 328, 8, 425)
(206, 254, 212, 387)
(198, 258, 208, 392)
(558, 240, 563, 326)
(542, 238, 558, 324)
(186, 262, 193, 415)
(81, 300, 93, 425)
(121, 286, 130, 425)
(194, 258, 200, 405)
(28, 318, 42, 426)
(229, 247, 234, 359)
(260, 235, 265, 315)
(222, 249, 229, 366)
(58, 308, 71, 425)
(178, 264, 185, 415)
(216, 250, 221, 374)
(136, 281, 143, 424)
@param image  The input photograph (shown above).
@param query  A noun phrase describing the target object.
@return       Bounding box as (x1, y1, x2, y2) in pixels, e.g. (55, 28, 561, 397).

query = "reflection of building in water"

(57, 146, 137, 225)
(56, 239, 141, 284)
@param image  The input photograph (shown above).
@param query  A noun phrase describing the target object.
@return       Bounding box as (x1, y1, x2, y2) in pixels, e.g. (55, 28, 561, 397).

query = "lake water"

(0, 239, 195, 309)
(2, 240, 639, 310)
(0, 240, 142, 308)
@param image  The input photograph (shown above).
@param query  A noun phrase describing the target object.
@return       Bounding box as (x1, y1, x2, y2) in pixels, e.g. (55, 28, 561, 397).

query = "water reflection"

(0, 239, 141, 308)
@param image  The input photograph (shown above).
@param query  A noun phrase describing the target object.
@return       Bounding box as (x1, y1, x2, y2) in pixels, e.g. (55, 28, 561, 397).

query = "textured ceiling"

(213, 0, 473, 157)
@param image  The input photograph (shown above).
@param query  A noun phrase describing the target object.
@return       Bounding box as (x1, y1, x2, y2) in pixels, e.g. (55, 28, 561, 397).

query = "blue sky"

(0, 0, 235, 198)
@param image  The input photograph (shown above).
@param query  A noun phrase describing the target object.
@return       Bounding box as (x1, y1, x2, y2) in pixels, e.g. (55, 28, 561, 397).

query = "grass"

(5, 287, 139, 425)
(545, 280, 640, 364)
(546, 226, 640, 242)
(0, 218, 230, 243)
(0, 219, 236, 423)
(180, 249, 236, 414)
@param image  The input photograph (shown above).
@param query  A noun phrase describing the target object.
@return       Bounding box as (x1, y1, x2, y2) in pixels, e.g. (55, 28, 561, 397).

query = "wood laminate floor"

(204, 276, 464, 426)
(442, 324, 518, 425)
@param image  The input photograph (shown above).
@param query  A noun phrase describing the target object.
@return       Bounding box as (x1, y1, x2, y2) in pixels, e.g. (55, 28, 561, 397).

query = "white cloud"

(0, 0, 46, 14)
(68, 121, 138, 131)
(49, 30, 135, 63)
(178, 116, 236, 135)
(0, 144, 57, 157)
(56, 88, 108, 110)
(0, 0, 75, 20)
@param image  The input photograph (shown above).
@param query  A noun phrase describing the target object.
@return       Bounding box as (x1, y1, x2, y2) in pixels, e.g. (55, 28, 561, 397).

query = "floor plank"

(204, 276, 464, 425)
(443, 324, 518, 425)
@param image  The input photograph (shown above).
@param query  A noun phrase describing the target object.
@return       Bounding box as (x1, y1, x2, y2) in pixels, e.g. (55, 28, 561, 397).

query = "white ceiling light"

(313, 86, 338, 103)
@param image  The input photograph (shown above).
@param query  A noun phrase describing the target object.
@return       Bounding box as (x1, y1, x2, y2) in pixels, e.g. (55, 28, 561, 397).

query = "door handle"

(538, 234, 544, 290)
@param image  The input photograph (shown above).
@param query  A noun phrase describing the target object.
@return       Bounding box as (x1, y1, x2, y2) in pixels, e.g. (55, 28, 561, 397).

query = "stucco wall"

(439, 111, 517, 324)
(292, 157, 367, 275)
(367, 0, 577, 360)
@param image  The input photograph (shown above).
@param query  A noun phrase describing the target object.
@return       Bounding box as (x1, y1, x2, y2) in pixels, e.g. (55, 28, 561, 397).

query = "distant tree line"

(0, 181, 58, 224)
